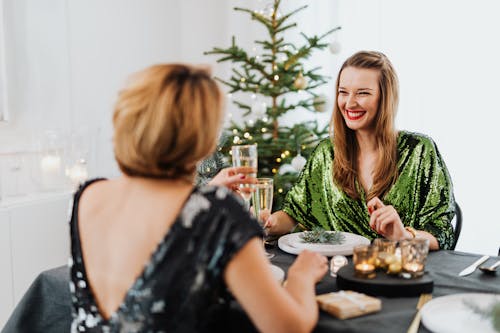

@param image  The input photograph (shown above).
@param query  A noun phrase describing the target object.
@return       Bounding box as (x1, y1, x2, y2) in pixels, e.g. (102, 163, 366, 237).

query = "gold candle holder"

(353, 245, 378, 279)
(372, 238, 397, 269)
(400, 239, 429, 278)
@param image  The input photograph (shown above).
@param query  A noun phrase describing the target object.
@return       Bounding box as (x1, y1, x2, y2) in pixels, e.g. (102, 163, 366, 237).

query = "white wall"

(338, 0, 500, 255)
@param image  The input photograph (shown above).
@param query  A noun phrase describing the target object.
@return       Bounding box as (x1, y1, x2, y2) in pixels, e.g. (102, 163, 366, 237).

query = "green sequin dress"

(282, 131, 456, 250)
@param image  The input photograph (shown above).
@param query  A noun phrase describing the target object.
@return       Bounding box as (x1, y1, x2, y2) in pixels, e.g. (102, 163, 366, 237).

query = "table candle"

(403, 262, 424, 273)
(66, 163, 88, 186)
(355, 263, 375, 273)
(40, 155, 61, 173)
(40, 154, 62, 189)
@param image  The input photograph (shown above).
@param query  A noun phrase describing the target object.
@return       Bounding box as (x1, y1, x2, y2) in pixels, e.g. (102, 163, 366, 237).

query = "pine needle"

(300, 227, 345, 244)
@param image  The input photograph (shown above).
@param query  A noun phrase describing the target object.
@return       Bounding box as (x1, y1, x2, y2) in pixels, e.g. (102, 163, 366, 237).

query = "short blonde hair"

(113, 64, 224, 180)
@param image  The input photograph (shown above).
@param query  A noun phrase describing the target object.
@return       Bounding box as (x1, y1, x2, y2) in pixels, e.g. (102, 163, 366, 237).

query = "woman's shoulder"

(398, 130, 438, 150)
(312, 137, 334, 156)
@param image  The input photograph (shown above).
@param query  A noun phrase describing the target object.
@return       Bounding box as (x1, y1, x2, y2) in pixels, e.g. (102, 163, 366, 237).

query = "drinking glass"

(231, 144, 258, 208)
(400, 238, 430, 278)
(252, 178, 275, 259)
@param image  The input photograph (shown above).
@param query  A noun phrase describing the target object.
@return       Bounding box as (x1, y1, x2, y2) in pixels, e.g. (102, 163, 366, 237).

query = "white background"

(0, 2, 499, 324)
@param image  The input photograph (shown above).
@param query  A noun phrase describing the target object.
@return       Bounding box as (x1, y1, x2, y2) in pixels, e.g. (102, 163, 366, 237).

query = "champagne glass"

(252, 178, 275, 259)
(231, 144, 258, 208)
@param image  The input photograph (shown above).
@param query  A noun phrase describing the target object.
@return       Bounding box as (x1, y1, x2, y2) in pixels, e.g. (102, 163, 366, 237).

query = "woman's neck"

(355, 130, 377, 154)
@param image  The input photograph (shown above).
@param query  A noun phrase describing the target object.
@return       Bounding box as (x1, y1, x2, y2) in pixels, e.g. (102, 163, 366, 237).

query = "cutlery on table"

(479, 259, 500, 275)
(458, 255, 489, 277)
(407, 293, 432, 333)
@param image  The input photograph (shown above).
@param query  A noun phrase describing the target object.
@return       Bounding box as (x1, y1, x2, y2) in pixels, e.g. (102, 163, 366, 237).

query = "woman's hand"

(264, 211, 297, 236)
(367, 197, 411, 241)
(288, 250, 328, 284)
(208, 167, 257, 194)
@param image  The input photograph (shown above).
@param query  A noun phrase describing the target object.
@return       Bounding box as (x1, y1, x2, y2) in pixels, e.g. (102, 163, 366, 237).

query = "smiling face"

(337, 66, 381, 134)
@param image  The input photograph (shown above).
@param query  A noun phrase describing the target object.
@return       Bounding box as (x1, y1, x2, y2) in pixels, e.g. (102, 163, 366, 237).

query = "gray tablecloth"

(3, 249, 499, 333)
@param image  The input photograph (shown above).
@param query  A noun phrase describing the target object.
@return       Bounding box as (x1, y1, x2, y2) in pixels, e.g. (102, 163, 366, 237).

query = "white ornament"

(251, 100, 267, 115)
(329, 40, 342, 54)
(291, 154, 307, 172)
(262, 133, 273, 140)
(278, 163, 297, 175)
(313, 94, 328, 113)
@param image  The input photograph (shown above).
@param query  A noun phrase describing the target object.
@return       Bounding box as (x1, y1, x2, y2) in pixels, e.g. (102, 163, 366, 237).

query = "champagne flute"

(231, 144, 258, 208)
(252, 178, 275, 259)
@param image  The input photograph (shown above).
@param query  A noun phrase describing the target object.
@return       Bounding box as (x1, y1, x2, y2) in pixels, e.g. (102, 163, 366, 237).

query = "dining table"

(2, 245, 499, 333)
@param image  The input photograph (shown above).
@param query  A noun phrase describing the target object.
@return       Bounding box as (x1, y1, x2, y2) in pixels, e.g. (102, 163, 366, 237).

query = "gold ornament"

(293, 72, 307, 90)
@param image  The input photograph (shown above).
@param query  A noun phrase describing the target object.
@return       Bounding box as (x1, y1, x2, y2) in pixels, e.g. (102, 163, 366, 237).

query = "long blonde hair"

(113, 64, 224, 181)
(330, 51, 399, 200)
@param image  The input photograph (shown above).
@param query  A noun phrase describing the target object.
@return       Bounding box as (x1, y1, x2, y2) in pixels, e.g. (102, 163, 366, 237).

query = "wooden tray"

(336, 264, 433, 297)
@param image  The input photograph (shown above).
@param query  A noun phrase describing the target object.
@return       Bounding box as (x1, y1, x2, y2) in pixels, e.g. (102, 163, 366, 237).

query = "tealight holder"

(400, 238, 429, 278)
(373, 238, 397, 269)
(353, 245, 378, 279)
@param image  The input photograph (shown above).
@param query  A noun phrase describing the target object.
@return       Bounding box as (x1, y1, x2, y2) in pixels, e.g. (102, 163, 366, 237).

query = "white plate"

(421, 293, 500, 333)
(278, 231, 370, 257)
(270, 265, 285, 283)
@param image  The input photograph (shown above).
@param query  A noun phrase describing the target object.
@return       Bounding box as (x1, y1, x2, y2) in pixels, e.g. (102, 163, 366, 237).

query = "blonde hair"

(113, 64, 224, 180)
(330, 51, 399, 200)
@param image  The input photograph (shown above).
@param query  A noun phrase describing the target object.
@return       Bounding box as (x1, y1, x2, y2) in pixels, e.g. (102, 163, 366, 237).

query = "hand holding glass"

(231, 145, 258, 206)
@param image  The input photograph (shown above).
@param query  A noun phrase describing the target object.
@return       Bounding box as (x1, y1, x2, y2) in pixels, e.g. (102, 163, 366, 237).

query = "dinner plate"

(420, 293, 500, 333)
(278, 231, 370, 256)
(270, 264, 285, 283)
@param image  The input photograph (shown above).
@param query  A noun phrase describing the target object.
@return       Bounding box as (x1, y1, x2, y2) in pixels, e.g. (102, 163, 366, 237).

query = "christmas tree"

(201, 0, 340, 209)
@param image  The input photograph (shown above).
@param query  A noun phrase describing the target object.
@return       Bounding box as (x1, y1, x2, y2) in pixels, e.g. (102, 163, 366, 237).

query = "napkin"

(316, 290, 382, 319)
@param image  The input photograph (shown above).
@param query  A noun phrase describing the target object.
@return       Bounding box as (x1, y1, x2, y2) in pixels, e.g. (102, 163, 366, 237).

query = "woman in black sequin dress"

(68, 64, 328, 333)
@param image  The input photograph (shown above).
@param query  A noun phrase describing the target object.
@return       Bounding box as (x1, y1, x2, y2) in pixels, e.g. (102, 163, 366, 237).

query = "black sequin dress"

(68, 179, 263, 332)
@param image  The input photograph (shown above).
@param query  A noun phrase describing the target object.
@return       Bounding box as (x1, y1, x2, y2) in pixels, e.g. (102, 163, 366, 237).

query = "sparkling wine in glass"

(231, 144, 258, 205)
(252, 178, 275, 259)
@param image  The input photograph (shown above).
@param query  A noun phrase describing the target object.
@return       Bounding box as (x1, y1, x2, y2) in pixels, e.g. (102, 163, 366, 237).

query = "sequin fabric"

(69, 179, 263, 333)
(283, 131, 456, 250)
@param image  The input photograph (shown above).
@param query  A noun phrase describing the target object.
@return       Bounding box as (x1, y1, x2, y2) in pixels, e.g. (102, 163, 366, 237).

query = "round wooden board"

(336, 264, 433, 297)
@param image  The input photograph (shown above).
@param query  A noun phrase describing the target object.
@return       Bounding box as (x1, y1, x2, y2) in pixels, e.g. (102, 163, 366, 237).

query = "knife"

(458, 255, 489, 276)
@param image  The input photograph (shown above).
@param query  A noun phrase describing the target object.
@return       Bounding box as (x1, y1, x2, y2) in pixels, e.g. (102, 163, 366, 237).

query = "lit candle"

(355, 263, 375, 274)
(66, 163, 88, 186)
(40, 155, 61, 173)
(403, 262, 424, 273)
(40, 154, 62, 189)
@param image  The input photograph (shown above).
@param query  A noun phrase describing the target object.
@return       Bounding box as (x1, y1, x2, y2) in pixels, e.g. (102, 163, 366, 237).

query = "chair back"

(451, 202, 462, 250)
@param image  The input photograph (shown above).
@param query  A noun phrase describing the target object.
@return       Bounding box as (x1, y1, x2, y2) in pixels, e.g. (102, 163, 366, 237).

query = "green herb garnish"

(300, 227, 345, 244)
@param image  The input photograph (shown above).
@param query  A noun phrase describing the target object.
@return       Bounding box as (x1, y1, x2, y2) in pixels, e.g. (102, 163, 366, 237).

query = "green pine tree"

(201, 0, 340, 209)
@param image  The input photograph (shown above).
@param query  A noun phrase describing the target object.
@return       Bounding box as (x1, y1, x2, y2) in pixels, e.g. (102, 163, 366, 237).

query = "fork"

(407, 293, 432, 333)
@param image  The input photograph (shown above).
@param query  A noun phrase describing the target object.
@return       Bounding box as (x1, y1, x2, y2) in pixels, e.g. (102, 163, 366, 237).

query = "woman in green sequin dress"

(266, 51, 455, 250)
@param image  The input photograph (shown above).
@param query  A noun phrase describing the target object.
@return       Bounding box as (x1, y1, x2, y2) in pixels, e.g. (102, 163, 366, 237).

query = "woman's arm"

(224, 238, 328, 333)
(367, 197, 439, 250)
(265, 210, 298, 236)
